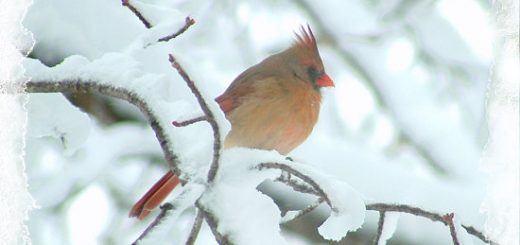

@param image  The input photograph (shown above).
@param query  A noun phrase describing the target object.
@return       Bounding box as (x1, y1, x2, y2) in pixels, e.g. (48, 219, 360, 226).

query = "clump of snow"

(200, 148, 366, 242)
(198, 148, 288, 245)
(26, 93, 91, 155)
(279, 161, 366, 241)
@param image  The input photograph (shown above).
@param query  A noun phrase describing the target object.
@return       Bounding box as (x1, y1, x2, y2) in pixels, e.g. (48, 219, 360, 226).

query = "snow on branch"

(168, 54, 227, 182)
(24, 80, 183, 178)
(122, 0, 195, 43)
(122, 0, 152, 28)
(257, 161, 366, 241)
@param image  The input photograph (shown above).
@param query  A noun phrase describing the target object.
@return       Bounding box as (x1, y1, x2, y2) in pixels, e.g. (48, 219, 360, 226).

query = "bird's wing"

(215, 82, 254, 114)
(215, 73, 287, 115)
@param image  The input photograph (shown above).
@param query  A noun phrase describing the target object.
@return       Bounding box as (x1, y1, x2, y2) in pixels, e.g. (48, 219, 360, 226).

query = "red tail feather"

(129, 171, 180, 220)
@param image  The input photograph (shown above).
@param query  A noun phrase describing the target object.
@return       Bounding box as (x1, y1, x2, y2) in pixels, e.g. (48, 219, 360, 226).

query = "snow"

(0, 0, 34, 244)
(276, 161, 366, 241)
(26, 93, 91, 155)
(480, 2, 519, 243)
(198, 148, 289, 245)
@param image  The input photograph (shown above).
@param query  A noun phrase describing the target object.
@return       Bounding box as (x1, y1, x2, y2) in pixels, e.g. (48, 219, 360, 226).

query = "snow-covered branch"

(257, 162, 333, 207)
(122, 0, 152, 28)
(168, 54, 224, 183)
(196, 201, 233, 245)
(185, 211, 204, 245)
(24, 80, 183, 179)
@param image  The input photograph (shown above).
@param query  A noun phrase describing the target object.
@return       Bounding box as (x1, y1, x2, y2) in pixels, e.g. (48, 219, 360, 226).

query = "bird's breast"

(223, 79, 321, 155)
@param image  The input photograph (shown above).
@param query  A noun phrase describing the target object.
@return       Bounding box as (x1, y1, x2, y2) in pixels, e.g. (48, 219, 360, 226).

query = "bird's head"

(286, 25, 334, 90)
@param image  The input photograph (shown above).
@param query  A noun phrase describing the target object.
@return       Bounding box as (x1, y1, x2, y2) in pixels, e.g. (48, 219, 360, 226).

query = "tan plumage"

(129, 25, 334, 220)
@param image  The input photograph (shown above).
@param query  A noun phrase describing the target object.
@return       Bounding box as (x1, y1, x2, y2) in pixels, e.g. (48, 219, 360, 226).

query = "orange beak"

(316, 73, 334, 87)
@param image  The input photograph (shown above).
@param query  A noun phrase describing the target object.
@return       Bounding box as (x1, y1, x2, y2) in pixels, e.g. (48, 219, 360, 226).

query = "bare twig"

(24, 81, 182, 177)
(158, 17, 195, 42)
(195, 202, 233, 245)
(366, 203, 496, 244)
(256, 162, 332, 208)
(275, 175, 320, 196)
(132, 203, 175, 245)
(444, 213, 461, 245)
(372, 211, 386, 245)
(122, 0, 152, 28)
(281, 197, 324, 224)
(185, 210, 204, 245)
(168, 54, 223, 183)
(172, 115, 207, 127)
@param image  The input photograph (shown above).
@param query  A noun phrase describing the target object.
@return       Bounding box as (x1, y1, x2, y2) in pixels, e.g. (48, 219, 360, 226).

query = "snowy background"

(16, 0, 517, 244)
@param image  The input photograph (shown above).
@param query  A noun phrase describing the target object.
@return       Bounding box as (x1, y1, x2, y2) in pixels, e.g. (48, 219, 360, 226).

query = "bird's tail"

(129, 170, 180, 220)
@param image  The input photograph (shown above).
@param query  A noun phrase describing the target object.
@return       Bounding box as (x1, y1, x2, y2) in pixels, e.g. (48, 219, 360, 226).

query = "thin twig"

(281, 197, 324, 224)
(444, 213, 461, 245)
(195, 202, 233, 245)
(24, 81, 182, 178)
(256, 162, 332, 208)
(366, 203, 496, 244)
(168, 54, 223, 183)
(122, 0, 152, 29)
(172, 115, 207, 127)
(372, 211, 386, 245)
(275, 175, 320, 196)
(132, 203, 175, 245)
(185, 210, 204, 245)
(158, 17, 195, 42)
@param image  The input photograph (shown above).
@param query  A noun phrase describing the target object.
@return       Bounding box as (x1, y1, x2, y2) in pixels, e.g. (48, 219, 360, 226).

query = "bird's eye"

(307, 67, 321, 82)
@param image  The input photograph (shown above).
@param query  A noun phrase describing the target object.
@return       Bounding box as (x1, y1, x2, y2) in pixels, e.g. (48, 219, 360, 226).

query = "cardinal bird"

(129, 25, 334, 220)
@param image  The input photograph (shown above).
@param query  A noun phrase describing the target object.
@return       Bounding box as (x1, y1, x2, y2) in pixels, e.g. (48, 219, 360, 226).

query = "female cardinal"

(129, 25, 334, 219)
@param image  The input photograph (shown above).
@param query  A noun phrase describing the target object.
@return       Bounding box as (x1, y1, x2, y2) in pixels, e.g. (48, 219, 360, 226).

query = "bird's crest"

(294, 25, 319, 54)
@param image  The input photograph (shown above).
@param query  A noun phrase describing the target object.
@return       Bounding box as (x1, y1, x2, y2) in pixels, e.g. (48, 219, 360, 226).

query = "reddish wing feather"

(129, 171, 179, 220)
(215, 80, 256, 114)
(215, 94, 237, 114)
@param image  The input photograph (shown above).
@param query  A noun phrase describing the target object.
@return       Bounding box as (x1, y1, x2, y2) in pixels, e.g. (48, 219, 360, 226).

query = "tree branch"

(256, 162, 332, 208)
(172, 115, 207, 127)
(275, 174, 320, 196)
(366, 203, 497, 244)
(196, 202, 233, 245)
(24, 81, 183, 178)
(131, 203, 175, 245)
(158, 17, 195, 42)
(185, 210, 204, 245)
(168, 54, 223, 183)
(444, 213, 461, 245)
(122, 0, 195, 44)
(372, 211, 386, 245)
(281, 197, 324, 224)
(122, 0, 152, 28)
